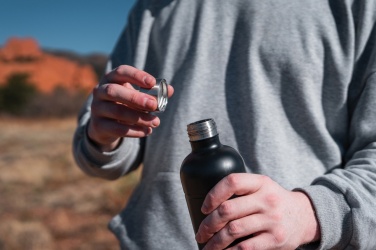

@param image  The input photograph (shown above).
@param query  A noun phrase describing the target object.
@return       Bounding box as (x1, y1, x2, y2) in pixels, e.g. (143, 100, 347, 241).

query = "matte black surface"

(181, 134, 246, 249)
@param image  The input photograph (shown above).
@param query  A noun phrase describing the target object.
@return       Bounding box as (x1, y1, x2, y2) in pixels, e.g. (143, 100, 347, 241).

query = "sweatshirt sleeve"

(72, 3, 148, 180)
(300, 11, 376, 249)
(301, 74, 376, 249)
(72, 92, 144, 180)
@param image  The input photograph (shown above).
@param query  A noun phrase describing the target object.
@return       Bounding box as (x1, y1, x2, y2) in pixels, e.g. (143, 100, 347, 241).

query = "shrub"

(0, 73, 89, 118)
(0, 73, 37, 115)
(24, 85, 88, 118)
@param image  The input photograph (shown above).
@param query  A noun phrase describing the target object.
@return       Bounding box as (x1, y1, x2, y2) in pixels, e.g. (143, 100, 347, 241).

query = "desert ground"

(0, 117, 140, 250)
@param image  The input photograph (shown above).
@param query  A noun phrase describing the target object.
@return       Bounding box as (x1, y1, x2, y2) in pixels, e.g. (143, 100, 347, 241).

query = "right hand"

(87, 65, 174, 151)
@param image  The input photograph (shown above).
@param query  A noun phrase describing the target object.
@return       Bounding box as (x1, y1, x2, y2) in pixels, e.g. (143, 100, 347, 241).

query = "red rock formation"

(0, 37, 98, 93)
(0, 37, 42, 61)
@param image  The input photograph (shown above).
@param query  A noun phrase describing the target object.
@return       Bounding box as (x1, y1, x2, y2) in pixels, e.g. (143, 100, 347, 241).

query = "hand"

(87, 65, 174, 151)
(196, 174, 320, 250)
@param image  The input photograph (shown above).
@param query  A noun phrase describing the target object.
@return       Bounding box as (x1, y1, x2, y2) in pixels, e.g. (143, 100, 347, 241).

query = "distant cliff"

(0, 37, 107, 93)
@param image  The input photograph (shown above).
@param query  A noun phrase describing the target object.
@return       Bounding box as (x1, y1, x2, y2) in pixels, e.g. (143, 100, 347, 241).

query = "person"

(73, 0, 376, 249)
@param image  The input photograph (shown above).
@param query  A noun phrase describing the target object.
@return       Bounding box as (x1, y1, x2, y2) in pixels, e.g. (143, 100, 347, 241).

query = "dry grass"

(0, 118, 140, 250)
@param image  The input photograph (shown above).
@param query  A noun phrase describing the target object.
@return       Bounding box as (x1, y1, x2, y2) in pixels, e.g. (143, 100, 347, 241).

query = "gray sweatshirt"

(73, 1, 376, 249)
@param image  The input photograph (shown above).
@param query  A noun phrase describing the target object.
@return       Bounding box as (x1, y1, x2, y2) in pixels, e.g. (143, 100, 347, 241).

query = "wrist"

(86, 122, 121, 152)
(93, 138, 121, 152)
(293, 191, 321, 245)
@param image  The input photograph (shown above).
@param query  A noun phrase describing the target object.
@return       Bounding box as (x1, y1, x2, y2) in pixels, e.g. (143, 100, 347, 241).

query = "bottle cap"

(139, 78, 168, 112)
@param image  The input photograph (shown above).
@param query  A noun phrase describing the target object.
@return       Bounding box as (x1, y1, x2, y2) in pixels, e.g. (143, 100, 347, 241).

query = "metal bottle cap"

(139, 78, 168, 112)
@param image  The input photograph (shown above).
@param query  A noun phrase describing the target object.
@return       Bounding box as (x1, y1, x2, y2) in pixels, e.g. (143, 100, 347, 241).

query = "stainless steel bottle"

(180, 118, 246, 249)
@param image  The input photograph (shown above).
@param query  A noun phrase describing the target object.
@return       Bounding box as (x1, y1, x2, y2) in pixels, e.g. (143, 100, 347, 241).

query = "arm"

(195, 68, 376, 250)
(73, 65, 173, 180)
(300, 72, 376, 249)
(196, 6, 376, 248)
(73, 3, 174, 180)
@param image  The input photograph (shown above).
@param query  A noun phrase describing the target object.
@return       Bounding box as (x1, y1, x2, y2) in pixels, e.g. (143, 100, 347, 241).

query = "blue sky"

(0, 0, 137, 55)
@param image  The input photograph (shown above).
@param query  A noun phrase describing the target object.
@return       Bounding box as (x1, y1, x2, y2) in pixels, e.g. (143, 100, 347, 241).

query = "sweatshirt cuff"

(82, 132, 126, 167)
(297, 183, 352, 250)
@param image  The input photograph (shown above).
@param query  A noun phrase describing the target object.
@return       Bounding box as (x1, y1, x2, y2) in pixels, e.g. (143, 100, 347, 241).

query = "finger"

(93, 83, 158, 112)
(226, 231, 288, 250)
(202, 174, 267, 214)
(92, 117, 153, 139)
(102, 65, 156, 88)
(119, 74, 175, 99)
(121, 80, 174, 100)
(196, 195, 263, 243)
(167, 84, 174, 98)
(91, 101, 160, 128)
(202, 214, 268, 250)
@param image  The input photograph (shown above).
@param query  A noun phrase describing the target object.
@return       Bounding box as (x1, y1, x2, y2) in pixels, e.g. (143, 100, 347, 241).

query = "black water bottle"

(180, 118, 247, 249)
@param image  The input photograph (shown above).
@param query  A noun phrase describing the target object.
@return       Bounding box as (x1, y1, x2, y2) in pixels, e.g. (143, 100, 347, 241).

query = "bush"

(24, 86, 88, 118)
(0, 72, 89, 118)
(0, 73, 37, 115)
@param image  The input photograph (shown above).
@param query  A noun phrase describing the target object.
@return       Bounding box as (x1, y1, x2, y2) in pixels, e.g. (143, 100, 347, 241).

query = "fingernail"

(146, 127, 153, 136)
(145, 98, 157, 110)
(151, 118, 160, 127)
(144, 76, 154, 86)
(201, 205, 209, 214)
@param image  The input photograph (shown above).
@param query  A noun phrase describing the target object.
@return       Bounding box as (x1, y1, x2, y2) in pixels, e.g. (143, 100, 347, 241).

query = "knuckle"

(129, 91, 139, 104)
(92, 85, 105, 101)
(92, 85, 100, 97)
(272, 228, 287, 246)
(200, 221, 211, 235)
(225, 174, 239, 188)
(103, 84, 117, 98)
(211, 234, 225, 248)
(132, 69, 145, 81)
(260, 175, 272, 184)
(227, 220, 242, 237)
(265, 193, 281, 208)
(205, 192, 216, 208)
(115, 65, 127, 74)
(218, 201, 233, 218)
(237, 242, 253, 250)
(270, 211, 283, 223)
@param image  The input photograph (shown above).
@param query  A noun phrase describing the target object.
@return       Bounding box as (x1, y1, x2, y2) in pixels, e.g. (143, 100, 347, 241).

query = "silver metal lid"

(187, 118, 218, 141)
(139, 78, 168, 112)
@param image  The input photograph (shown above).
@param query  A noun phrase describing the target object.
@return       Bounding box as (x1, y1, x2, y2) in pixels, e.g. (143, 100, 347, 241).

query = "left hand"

(195, 173, 320, 250)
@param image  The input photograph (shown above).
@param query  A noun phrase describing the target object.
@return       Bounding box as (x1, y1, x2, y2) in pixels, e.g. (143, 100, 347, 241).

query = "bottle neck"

(187, 118, 218, 140)
(190, 134, 221, 152)
(187, 118, 221, 151)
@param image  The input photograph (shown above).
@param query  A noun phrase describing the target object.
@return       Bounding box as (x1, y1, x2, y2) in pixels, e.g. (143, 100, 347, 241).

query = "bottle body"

(180, 119, 246, 249)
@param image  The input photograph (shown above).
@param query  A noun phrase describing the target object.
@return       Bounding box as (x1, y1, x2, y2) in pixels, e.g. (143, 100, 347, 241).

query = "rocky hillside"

(0, 37, 106, 93)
